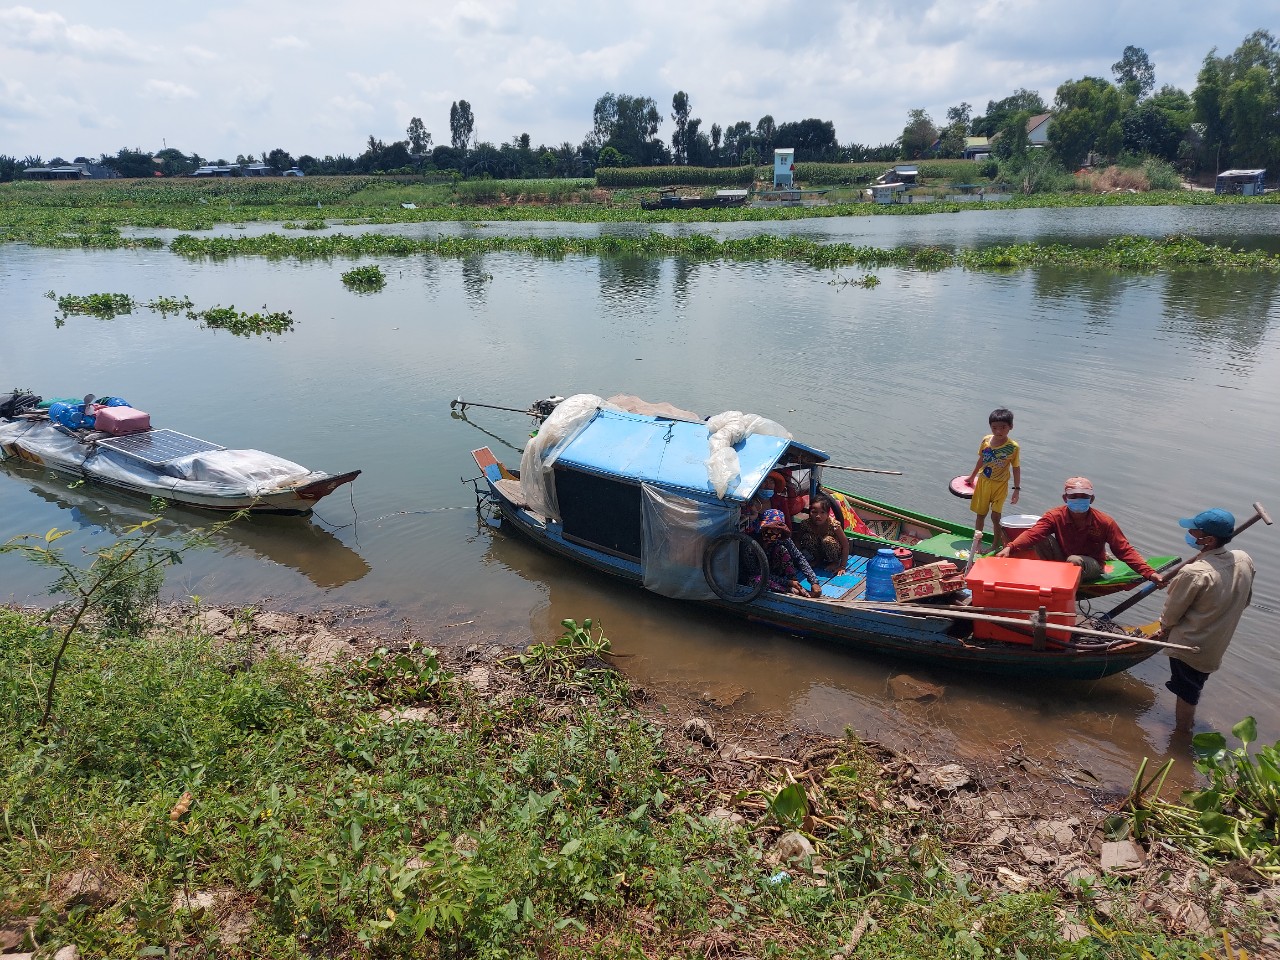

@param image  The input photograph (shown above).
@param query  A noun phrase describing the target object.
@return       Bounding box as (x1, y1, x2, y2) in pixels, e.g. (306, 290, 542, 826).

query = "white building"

(773, 148, 795, 188)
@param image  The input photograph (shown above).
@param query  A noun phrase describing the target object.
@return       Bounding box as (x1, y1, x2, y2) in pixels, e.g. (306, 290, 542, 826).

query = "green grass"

(0, 607, 1227, 958)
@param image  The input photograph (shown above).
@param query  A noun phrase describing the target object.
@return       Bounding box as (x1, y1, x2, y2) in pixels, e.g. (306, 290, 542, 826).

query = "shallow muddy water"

(2, 204, 1278, 788)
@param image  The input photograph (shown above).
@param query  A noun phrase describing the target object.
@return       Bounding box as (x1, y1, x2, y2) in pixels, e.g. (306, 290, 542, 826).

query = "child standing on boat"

(964, 408, 1021, 551)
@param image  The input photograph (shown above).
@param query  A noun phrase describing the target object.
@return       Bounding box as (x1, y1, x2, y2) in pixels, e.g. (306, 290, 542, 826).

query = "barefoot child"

(965, 408, 1021, 551)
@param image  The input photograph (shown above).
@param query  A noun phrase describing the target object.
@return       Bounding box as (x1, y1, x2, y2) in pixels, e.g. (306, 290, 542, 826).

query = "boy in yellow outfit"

(964, 408, 1021, 551)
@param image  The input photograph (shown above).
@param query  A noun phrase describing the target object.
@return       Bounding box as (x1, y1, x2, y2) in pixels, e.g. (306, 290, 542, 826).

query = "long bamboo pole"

(833, 599, 1198, 652)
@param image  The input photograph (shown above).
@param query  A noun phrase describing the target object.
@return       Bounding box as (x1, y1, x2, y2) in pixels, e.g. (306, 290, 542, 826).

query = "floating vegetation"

(341, 264, 386, 291)
(51, 292, 135, 318)
(46, 291, 294, 339)
(192, 305, 295, 338)
(831, 273, 881, 288)
(168, 232, 1280, 275)
(144, 295, 194, 316)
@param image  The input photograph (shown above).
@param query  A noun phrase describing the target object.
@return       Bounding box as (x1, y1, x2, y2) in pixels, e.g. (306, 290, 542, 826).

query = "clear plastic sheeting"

(640, 483, 736, 599)
(604, 395, 703, 423)
(519, 394, 614, 522)
(704, 411, 792, 499)
(0, 420, 87, 470)
(166, 450, 316, 493)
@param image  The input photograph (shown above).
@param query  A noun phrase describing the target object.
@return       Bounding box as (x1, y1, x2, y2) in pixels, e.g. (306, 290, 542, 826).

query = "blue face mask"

(1066, 498, 1091, 514)
(1185, 532, 1202, 548)
(760, 489, 774, 499)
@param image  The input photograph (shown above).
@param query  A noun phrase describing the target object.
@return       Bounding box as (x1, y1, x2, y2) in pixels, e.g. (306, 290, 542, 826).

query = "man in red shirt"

(995, 477, 1165, 586)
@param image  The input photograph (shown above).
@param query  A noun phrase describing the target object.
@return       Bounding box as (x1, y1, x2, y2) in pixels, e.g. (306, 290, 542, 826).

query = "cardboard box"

(895, 575, 967, 601)
(892, 560, 958, 586)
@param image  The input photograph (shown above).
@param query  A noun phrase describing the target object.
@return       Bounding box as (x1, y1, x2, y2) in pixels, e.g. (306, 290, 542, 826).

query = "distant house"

(1026, 113, 1052, 146)
(1215, 169, 1266, 195)
(876, 164, 919, 185)
(243, 163, 276, 177)
(191, 165, 236, 178)
(24, 163, 88, 180)
(963, 137, 992, 160)
(282, 167, 305, 177)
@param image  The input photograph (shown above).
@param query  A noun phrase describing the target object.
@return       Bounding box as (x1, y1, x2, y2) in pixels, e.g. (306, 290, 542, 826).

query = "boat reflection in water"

(8, 462, 371, 589)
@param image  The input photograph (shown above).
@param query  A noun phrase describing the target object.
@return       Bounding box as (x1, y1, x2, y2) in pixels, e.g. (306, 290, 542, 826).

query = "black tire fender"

(703, 532, 768, 603)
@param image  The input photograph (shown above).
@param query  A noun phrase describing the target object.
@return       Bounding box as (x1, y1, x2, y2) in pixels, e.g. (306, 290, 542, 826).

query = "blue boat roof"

(553, 409, 827, 502)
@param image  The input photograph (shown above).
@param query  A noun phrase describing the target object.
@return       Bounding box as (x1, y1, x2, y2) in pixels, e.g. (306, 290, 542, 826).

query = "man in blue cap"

(1155, 508, 1256, 733)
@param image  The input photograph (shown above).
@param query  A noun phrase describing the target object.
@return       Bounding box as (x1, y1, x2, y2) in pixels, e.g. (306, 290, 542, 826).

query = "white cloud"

(347, 71, 396, 96)
(269, 34, 308, 51)
(0, 5, 147, 62)
(182, 44, 218, 62)
(0, 76, 41, 117)
(497, 77, 535, 99)
(142, 79, 196, 102)
(329, 94, 374, 117)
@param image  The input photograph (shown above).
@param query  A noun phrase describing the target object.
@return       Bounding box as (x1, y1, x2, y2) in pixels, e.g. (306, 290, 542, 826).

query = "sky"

(0, 1, 1268, 163)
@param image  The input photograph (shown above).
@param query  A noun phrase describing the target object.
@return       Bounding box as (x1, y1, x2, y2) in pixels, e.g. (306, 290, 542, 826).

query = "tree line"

(1, 29, 1276, 184)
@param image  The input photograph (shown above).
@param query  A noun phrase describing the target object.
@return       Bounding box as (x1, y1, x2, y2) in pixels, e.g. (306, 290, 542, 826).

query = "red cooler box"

(965, 557, 1080, 644)
(94, 406, 151, 436)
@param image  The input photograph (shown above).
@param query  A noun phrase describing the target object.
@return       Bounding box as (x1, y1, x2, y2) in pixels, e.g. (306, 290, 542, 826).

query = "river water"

(2, 205, 1278, 788)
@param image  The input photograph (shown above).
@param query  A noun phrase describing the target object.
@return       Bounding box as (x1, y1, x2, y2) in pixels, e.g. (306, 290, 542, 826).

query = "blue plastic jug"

(865, 548, 905, 602)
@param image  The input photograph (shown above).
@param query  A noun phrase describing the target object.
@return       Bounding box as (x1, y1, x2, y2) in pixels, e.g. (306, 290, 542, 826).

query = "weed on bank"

(0, 609, 1234, 958)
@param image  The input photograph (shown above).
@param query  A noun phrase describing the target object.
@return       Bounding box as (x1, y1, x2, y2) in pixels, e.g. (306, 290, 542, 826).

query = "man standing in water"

(1155, 509, 1256, 733)
(995, 477, 1164, 586)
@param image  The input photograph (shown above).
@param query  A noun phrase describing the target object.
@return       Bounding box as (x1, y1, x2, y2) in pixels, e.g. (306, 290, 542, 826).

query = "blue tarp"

(553, 409, 826, 504)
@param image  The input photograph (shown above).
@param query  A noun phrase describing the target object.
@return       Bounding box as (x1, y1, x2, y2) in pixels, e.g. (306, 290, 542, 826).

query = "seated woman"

(752, 508, 823, 598)
(792, 495, 851, 572)
(738, 495, 767, 536)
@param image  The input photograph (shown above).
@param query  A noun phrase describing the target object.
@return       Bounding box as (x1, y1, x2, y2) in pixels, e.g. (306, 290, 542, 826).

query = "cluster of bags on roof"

(43, 395, 152, 436)
(0, 390, 41, 418)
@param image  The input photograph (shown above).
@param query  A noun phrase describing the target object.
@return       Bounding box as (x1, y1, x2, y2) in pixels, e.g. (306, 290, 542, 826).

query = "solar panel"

(97, 429, 225, 466)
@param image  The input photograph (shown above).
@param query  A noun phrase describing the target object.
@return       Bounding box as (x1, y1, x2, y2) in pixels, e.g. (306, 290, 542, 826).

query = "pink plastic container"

(94, 406, 151, 436)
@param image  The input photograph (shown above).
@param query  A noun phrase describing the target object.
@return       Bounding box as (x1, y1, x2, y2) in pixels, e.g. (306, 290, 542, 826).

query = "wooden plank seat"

(494, 477, 528, 507)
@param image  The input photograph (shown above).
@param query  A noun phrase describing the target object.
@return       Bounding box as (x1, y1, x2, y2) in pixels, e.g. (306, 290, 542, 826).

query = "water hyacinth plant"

(46, 292, 294, 338)
(341, 264, 387, 291)
(1121, 717, 1280, 878)
(192, 305, 294, 338)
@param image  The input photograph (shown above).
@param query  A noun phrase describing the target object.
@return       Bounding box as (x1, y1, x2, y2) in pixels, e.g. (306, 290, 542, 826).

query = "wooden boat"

(640, 189, 749, 210)
(464, 394, 1171, 680)
(824, 487, 1177, 598)
(1, 406, 360, 516)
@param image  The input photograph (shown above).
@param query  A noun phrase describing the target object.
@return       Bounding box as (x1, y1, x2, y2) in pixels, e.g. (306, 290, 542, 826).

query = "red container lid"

(965, 556, 1081, 594)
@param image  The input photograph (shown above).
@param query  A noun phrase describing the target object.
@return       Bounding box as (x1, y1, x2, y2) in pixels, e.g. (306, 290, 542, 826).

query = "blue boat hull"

(493, 495, 1156, 681)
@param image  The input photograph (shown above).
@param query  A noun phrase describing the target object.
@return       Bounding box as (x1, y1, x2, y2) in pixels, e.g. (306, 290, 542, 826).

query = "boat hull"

(493, 495, 1156, 681)
(1, 423, 359, 516)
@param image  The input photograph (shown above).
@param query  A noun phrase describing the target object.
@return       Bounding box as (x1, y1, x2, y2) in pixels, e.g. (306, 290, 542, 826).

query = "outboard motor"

(531, 396, 565, 418)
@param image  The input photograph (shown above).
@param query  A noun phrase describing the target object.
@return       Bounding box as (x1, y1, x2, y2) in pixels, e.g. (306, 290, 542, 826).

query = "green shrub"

(1144, 157, 1183, 190)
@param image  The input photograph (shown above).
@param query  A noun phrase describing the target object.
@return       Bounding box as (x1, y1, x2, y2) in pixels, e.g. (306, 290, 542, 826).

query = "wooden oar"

(839, 599, 1198, 652)
(1099, 501, 1271, 622)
